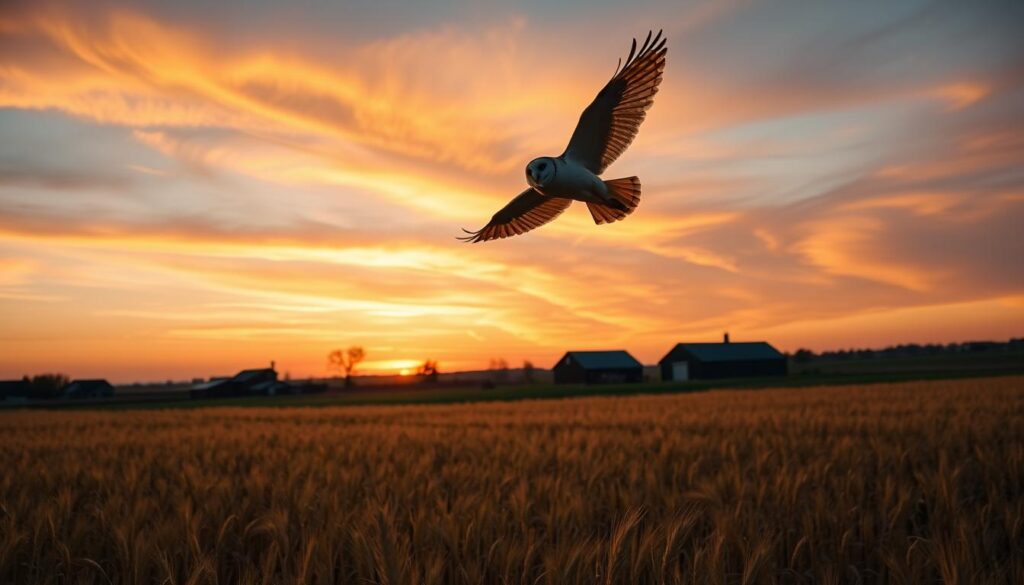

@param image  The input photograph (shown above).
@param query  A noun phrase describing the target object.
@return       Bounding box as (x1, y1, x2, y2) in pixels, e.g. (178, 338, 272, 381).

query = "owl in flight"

(459, 30, 667, 243)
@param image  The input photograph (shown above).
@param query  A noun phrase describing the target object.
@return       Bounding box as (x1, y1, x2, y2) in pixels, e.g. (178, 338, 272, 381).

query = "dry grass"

(1, 377, 1022, 584)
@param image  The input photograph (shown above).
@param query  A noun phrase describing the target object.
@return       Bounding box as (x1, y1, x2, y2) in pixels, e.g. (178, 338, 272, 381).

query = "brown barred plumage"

(563, 30, 667, 174)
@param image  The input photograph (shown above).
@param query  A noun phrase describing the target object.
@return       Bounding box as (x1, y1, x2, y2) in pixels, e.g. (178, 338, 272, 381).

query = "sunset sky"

(2, 0, 1023, 382)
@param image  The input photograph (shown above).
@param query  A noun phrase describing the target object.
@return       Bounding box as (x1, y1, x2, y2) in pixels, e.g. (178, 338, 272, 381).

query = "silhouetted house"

(659, 334, 787, 381)
(190, 367, 287, 398)
(63, 379, 115, 399)
(1, 379, 31, 401)
(553, 351, 644, 384)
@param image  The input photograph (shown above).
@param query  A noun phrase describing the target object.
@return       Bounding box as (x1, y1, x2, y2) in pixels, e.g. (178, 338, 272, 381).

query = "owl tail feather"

(587, 176, 641, 225)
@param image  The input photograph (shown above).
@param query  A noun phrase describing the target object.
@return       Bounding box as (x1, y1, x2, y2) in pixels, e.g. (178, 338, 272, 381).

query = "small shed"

(659, 334, 787, 381)
(63, 379, 115, 399)
(553, 350, 644, 384)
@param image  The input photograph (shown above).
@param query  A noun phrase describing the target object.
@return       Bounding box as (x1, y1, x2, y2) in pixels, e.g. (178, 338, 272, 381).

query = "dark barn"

(63, 379, 115, 399)
(659, 335, 787, 381)
(190, 367, 287, 399)
(0, 379, 31, 401)
(553, 351, 644, 384)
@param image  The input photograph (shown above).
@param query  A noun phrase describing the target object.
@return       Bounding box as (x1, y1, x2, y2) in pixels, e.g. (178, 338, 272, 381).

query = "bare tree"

(522, 360, 536, 384)
(489, 358, 510, 384)
(327, 346, 366, 388)
(417, 359, 439, 383)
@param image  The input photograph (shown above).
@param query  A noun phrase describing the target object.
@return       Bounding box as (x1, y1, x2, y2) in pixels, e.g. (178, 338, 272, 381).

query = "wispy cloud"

(1, 0, 1023, 380)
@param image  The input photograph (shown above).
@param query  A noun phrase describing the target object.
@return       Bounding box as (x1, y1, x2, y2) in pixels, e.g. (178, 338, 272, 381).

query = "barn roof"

(664, 342, 784, 363)
(66, 379, 114, 390)
(564, 350, 643, 369)
(192, 369, 276, 391)
(231, 368, 276, 383)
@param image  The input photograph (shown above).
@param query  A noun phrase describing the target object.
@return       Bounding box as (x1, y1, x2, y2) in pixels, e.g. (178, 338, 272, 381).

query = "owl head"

(526, 157, 556, 190)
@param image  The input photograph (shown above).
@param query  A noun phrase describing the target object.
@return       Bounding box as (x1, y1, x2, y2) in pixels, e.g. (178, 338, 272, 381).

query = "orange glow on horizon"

(1, 2, 1022, 383)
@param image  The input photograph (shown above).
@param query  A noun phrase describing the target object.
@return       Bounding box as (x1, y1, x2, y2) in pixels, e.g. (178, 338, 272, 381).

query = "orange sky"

(1, 1, 1023, 382)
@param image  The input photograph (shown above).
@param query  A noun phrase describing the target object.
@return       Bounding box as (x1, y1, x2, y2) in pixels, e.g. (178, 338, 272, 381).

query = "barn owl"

(459, 30, 667, 243)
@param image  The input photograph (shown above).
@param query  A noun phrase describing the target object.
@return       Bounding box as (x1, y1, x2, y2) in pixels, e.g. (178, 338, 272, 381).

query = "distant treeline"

(9, 373, 70, 400)
(791, 338, 1024, 362)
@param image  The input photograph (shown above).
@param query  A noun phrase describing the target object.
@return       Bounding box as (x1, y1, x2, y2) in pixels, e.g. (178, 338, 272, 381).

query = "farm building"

(63, 379, 115, 399)
(0, 379, 31, 401)
(553, 350, 644, 384)
(190, 366, 289, 398)
(659, 334, 787, 381)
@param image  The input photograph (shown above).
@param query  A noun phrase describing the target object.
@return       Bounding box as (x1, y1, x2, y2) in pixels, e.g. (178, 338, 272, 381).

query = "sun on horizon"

(1, 1, 1022, 384)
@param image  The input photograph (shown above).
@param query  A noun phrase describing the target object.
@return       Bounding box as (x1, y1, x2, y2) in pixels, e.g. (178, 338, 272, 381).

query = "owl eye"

(539, 163, 547, 171)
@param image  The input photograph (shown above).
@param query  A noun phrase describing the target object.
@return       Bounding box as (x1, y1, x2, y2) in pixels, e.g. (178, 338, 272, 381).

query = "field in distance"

(2, 376, 1022, 584)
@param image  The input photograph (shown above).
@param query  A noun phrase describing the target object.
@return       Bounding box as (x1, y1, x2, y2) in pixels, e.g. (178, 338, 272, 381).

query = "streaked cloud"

(1, 0, 1023, 381)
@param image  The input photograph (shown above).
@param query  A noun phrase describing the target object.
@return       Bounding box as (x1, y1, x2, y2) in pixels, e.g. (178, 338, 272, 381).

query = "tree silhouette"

(522, 360, 536, 384)
(417, 359, 439, 383)
(29, 373, 69, 400)
(793, 349, 815, 363)
(489, 358, 510, 384)
(327, 346, 366, 388)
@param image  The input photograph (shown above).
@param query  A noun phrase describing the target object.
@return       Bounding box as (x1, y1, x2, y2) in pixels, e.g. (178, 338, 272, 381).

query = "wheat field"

(1, 377, 1022, 584)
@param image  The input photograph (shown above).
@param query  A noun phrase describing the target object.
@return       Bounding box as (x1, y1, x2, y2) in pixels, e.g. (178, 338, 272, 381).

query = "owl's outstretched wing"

(562, 30, 667, 175)
(458, 189, 571, 243)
